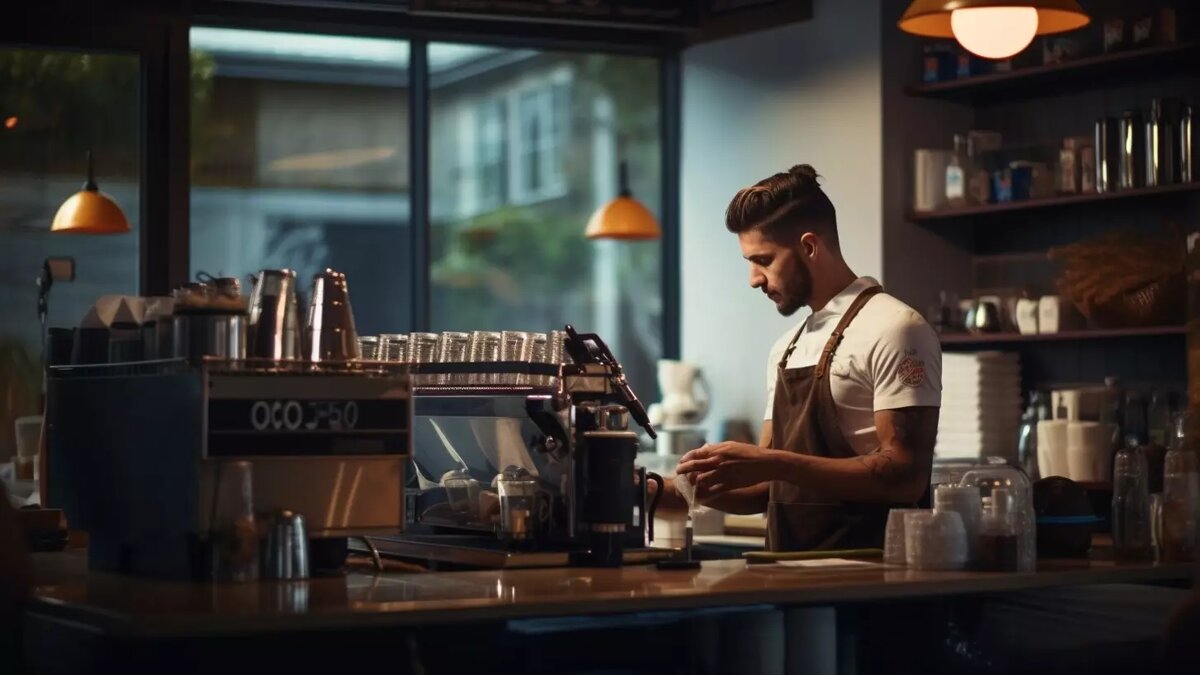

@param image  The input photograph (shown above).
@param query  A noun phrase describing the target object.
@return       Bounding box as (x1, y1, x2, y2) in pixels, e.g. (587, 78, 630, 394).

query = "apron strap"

(814, 286, 882, 380)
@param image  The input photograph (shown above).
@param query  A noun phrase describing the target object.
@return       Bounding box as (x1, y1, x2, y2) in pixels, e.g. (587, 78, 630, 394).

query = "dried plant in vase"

(1049, 226, 1186, 328)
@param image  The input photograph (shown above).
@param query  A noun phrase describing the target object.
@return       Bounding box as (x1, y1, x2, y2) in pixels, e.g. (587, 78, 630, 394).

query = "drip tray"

(359, 534, 679, 569)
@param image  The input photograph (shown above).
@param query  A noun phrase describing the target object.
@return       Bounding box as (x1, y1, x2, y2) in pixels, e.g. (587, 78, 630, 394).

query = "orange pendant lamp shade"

(50, 151, 131, 235)
(899, 0, 1089, 59)
(585, 161, 660, 241)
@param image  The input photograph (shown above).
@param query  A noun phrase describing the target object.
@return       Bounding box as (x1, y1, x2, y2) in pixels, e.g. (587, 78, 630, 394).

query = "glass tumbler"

(884, 508, 923, 566)
(379, 333, 409, 362)
(436, 331, 470, 384)
(468, 331, 502, 384)
(357, 335, 379, 361)
(502, 331, 535, 384)
(408, 332, 439, 363)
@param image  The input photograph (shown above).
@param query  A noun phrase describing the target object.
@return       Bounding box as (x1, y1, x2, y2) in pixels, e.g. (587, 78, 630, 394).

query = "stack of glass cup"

(353, 329, 569, 387)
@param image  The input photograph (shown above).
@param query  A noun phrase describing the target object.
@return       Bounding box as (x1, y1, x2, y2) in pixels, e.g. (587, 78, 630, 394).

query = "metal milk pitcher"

(305, 269, 360, 363)
(247, 269, 302, 361)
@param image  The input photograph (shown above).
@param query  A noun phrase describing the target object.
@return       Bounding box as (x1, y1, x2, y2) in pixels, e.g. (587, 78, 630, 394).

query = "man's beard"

(775, 262, 812, 317)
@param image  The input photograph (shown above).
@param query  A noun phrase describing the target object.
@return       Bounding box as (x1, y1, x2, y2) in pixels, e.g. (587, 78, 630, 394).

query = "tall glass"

(211, 460, 259, 582)
(501, 331, 534, 385)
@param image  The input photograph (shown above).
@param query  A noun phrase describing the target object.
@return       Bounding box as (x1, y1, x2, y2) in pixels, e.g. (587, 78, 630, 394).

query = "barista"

(667, 165, 943, 551)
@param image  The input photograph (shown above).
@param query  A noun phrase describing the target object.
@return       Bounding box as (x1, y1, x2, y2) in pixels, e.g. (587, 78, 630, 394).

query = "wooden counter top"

(28, 549, 1196, 639)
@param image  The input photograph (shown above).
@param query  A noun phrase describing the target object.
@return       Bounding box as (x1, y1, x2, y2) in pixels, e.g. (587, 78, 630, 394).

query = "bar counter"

(28, 548, 1195, 637)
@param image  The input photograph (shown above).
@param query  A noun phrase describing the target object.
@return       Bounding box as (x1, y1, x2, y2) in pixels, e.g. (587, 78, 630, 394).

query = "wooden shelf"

(940, 325, 1185, 346)
(904, 42, 1200, 103)
(909, 181, 1200, 223)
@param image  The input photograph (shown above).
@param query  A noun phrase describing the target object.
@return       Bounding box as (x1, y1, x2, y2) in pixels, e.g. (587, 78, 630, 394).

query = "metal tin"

(1094, 117, 1117, 193)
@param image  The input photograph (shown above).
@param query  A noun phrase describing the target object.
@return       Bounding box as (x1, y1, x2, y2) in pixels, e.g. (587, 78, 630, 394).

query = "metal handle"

(645, 471, 664, 543)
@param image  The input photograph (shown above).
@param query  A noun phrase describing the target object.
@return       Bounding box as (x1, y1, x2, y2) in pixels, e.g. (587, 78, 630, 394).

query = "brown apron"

(766, 285, 919, 552)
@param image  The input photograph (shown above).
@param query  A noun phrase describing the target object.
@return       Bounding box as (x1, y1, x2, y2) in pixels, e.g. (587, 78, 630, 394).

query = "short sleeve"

(868, 310, 942, 411)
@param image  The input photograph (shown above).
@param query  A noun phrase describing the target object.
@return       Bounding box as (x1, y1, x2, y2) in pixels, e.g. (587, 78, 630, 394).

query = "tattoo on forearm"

(855, 452, 916, 487)
(856, 410, 924, 488)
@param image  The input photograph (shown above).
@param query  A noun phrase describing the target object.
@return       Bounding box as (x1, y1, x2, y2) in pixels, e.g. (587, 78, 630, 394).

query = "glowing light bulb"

(3, 116, 16, 129)
(950, 6, 1039, 59)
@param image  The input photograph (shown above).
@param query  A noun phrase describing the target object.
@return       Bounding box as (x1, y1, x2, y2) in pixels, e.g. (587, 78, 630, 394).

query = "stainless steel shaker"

(1146, 98, 1177, 187)
(1095, 117, 1117, 193)
(1182, 104, 1194, 183)
(305, 268, 360, 363)
(247, 269, 302, 361)
(262, 509, 310, 580)
(1119, 109, 1145, 190)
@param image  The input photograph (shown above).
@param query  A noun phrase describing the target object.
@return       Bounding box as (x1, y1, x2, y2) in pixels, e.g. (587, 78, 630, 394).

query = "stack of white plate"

(935, 351, 1022, 461)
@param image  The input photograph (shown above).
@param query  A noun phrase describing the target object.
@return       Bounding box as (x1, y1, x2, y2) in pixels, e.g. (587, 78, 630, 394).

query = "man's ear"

(798, 232, 819, 260)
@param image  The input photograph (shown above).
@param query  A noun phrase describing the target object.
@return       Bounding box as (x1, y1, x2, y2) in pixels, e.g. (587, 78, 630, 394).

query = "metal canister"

(1119, 110, 1145, 190)
(1146, 98, 1177, 187)
(1182, 104, 1195, 183)
(1095, 117, 1118, 193)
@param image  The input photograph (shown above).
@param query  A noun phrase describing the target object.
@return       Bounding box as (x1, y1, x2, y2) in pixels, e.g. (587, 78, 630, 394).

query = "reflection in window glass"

(429, 45, 662, 398)
(0, 47, 140, 448)
(189, 28, 411, 335)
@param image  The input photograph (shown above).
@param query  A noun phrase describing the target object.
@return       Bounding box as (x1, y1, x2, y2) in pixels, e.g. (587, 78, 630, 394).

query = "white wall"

(680, 0, 883, 435)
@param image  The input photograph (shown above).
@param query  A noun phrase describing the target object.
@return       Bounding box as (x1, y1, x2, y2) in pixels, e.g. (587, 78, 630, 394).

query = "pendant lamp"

(585, 158, 660, 241)
(899, 0, 1090, 60)
(50, 151, 131, 235)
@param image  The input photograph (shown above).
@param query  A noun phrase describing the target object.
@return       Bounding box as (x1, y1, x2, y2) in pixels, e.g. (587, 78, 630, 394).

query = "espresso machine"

(46, 358, 412, 579)
(368, 325, 673, 568)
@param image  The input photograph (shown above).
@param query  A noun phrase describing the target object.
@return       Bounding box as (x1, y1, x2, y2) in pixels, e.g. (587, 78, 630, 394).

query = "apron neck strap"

(814, 285, 882, 380)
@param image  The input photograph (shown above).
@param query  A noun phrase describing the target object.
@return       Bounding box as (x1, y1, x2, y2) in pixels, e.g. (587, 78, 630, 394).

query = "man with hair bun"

(670, 164, 943, 551)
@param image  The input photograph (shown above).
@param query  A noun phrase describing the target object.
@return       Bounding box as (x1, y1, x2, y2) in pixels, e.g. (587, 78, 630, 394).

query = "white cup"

(934, 485, 982, 565)
(1066, 421, 1116, 482)
(1037, 420, 1070, 478)
(1015, 298, 1039, 335)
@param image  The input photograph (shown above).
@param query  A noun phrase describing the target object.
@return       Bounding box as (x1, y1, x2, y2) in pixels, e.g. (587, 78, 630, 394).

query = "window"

(0, 47, 140, 451)
(430, 45, 662, 398)
(475, 98, 507, 211)
(188, 27, 412, 335)
(513, 78, 569, 203)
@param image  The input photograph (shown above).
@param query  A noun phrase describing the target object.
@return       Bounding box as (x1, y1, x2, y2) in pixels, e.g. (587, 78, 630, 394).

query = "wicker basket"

(1083, 273, 1185, 328)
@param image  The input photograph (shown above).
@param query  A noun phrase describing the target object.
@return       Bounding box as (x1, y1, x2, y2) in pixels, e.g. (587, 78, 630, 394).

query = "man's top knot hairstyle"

(725, 164, 839, 249)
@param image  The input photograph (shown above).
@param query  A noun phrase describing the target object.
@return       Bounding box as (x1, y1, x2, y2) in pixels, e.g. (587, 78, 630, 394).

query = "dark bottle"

(980, 487, 1021, 572)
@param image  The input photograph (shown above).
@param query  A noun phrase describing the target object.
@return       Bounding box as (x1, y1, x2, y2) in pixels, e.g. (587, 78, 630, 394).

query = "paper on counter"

(775, 558, 880, 568)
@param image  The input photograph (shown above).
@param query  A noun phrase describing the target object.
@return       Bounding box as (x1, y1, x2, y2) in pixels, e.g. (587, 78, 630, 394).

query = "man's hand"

(676, 442, 783, 499)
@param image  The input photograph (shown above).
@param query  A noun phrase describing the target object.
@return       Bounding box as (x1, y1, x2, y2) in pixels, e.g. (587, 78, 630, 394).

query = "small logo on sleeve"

(897, 353, 926, 387)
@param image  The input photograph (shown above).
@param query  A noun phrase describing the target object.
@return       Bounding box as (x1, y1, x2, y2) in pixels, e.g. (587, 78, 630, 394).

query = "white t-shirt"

(764, 277, 942, 456)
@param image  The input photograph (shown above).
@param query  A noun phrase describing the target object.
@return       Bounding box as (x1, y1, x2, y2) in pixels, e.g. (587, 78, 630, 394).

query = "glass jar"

(959, 457, 1036, 571)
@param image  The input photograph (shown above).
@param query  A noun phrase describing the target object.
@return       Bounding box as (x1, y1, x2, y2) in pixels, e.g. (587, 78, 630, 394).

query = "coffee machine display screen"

(206, 396, 410, 458)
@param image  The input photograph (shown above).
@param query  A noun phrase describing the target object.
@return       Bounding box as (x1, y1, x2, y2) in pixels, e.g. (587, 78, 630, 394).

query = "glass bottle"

(1112, 446, 1154, 563)
(1162, 412, 1200, 562)
(1148, 390, 1174, 447)
(1017, 392, 1045, 480)
(945, 134, 969, 207)
(966, 135, 991, 205)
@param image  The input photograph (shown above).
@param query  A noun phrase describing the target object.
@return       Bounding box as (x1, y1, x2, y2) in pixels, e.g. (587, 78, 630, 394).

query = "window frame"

(2, 3, 682, 361)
